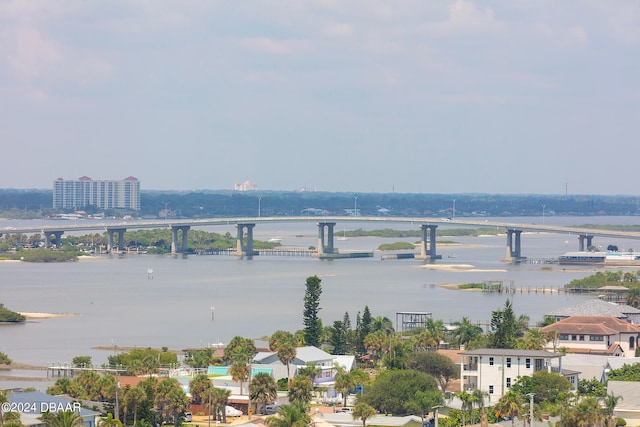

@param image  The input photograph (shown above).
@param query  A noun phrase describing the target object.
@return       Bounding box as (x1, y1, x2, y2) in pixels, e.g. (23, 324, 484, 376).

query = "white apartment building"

(460, 348, 565, 401)
(53, 176, 140, 211)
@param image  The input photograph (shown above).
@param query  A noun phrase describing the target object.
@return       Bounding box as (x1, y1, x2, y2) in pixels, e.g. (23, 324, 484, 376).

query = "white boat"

(336, 227, 349, 241)
(268, 238, 282, 243)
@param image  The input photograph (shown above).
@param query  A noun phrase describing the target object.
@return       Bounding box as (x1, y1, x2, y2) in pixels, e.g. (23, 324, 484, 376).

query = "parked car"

(264, 405, 281, 415)
(184, 412, 193, 422)
(337, 407, 353, 413)
(225, 406, 243, 417)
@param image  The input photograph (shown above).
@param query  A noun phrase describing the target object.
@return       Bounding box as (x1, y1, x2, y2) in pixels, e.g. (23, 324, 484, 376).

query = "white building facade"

(460, 349, 564, 401)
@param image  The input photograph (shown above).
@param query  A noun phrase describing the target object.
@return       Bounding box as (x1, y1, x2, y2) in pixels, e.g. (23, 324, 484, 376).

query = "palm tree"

(571, 396, 604, 427)
(123, 385, 147, 426)
(155, 378, 182, 424)
(249, 372, 278, 415)
(41, 411, 84, 427)
(353, 403, 377, 426)
(452, 317, 484, 348)
(454, 390, 473, 427)
(470, 389, 489, 425)
(297, 363, 322, 386)
(189, 374, 212, 405)
(287, 375, 313, 407)
(266, 402, 310, 427)
(492, 391, 523, 427)
(603, 392, 623, 427)
(211, 387, 231, 423)
(363, 330, 387, 369)
(277, 343, 297, 385)
(166, 388, 190, 427)
(334, 366, 356, 408)
(518, 328, 547, 350)
(372, 316, 394, 335)
(229, 359, 251, 395)
(97, 414, 122, 427)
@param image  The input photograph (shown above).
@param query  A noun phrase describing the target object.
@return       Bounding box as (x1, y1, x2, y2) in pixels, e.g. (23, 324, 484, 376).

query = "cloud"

(426, 0, 507, 37)
(236, 36, 293, 55)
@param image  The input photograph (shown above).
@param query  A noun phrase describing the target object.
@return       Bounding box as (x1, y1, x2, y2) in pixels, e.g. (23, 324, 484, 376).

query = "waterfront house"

(540, 316, 640, 358)
(546, 299, 640, 324)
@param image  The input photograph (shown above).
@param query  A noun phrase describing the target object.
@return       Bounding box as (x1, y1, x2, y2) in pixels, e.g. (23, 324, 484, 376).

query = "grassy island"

(0, 303, 26, 323)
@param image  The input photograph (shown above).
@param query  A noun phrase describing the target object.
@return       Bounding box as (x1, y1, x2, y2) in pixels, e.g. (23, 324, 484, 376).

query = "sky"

(1, 1, 639, 195)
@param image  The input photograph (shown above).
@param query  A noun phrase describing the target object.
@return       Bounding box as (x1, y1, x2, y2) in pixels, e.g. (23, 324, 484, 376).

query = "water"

(2, 216, 640, 389)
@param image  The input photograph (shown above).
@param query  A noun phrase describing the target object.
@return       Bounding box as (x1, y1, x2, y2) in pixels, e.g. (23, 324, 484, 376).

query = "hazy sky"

(1, 1, 639, 194)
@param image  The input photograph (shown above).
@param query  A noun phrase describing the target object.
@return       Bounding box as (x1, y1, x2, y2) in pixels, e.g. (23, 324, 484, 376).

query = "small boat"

(268, 238, 282, 243)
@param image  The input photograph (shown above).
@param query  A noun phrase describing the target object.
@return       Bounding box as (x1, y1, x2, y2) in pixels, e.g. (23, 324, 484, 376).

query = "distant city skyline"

(1, 2, 638, 195)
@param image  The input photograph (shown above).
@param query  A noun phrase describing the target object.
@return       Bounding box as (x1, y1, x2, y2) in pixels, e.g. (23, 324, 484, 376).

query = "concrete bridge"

(3, 216, 640, 262)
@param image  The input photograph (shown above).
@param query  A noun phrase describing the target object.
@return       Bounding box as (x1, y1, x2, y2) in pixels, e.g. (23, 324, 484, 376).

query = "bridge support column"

(44, 231, 64, 248)
(578, 234, 594, 251)
(170, 226, 190, 254)
(416, 225, 441, 260)
(106, 228, 126, 253)
(501, 229, 525, 263)
(316, 222, 336, 255)
(234, 223, 257, 257)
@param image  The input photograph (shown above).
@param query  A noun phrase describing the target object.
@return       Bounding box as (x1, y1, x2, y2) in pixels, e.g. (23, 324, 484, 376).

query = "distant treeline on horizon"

(1, 188, 640, 219)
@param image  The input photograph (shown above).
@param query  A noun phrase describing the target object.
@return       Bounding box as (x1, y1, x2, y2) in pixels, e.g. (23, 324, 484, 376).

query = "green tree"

(211, 387, 231, 423)
(409, 390, 443, 424)
(352, 402, 377, 426)
(0, 351, 12, 365)
(71, 356, 92, 368)
(361, 369, 439, 415)
(249, 372, 278, 416)
(490, 300, 518, 349)
(155, 378, 183, 424)
(266, 402, 310, 427)
(577, 378, 607, 397)
(303, 275, 322, 347)
(407, 351, 459, 392)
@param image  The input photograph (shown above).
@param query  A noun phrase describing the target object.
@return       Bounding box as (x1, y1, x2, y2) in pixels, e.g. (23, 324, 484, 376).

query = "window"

(489, 385, 494, 394)
(559, 334, 569, 340)
(489, 357, 494, 366)
(506, 378, 511, 388)
(572, 335, 577, 341)
(580, 335, 585, 341)
(525, 358, 531, 369)
(630, 336, 636, 350)
(590, 335, 604, 342)
(506, 357, 511, 368)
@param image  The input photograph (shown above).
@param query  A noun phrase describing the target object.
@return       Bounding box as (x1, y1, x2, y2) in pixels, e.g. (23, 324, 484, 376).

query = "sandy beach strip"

(18, 312, 80, 319)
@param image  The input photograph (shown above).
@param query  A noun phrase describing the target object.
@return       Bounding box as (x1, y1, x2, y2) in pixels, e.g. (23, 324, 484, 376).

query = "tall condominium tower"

(53, 176, 141, 210)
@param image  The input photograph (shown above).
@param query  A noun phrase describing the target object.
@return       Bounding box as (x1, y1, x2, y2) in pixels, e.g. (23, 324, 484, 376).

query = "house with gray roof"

(608, 381, 640, 426)
(546, 299, 640, 324)
(6, 391, 100, 427)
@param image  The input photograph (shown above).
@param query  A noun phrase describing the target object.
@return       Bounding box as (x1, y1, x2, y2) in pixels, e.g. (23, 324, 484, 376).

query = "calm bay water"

(2, 216, 640, 381)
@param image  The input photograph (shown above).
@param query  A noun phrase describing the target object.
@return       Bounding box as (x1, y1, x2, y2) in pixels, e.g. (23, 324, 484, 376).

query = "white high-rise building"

(53, 176, 141, 211)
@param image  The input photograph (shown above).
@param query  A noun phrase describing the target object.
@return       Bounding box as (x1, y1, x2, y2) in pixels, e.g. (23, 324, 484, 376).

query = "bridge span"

(3, 216, 640, 261)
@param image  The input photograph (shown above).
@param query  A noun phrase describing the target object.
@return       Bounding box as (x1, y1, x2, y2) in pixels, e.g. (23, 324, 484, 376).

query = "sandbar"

(18, 312, 80, 319)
